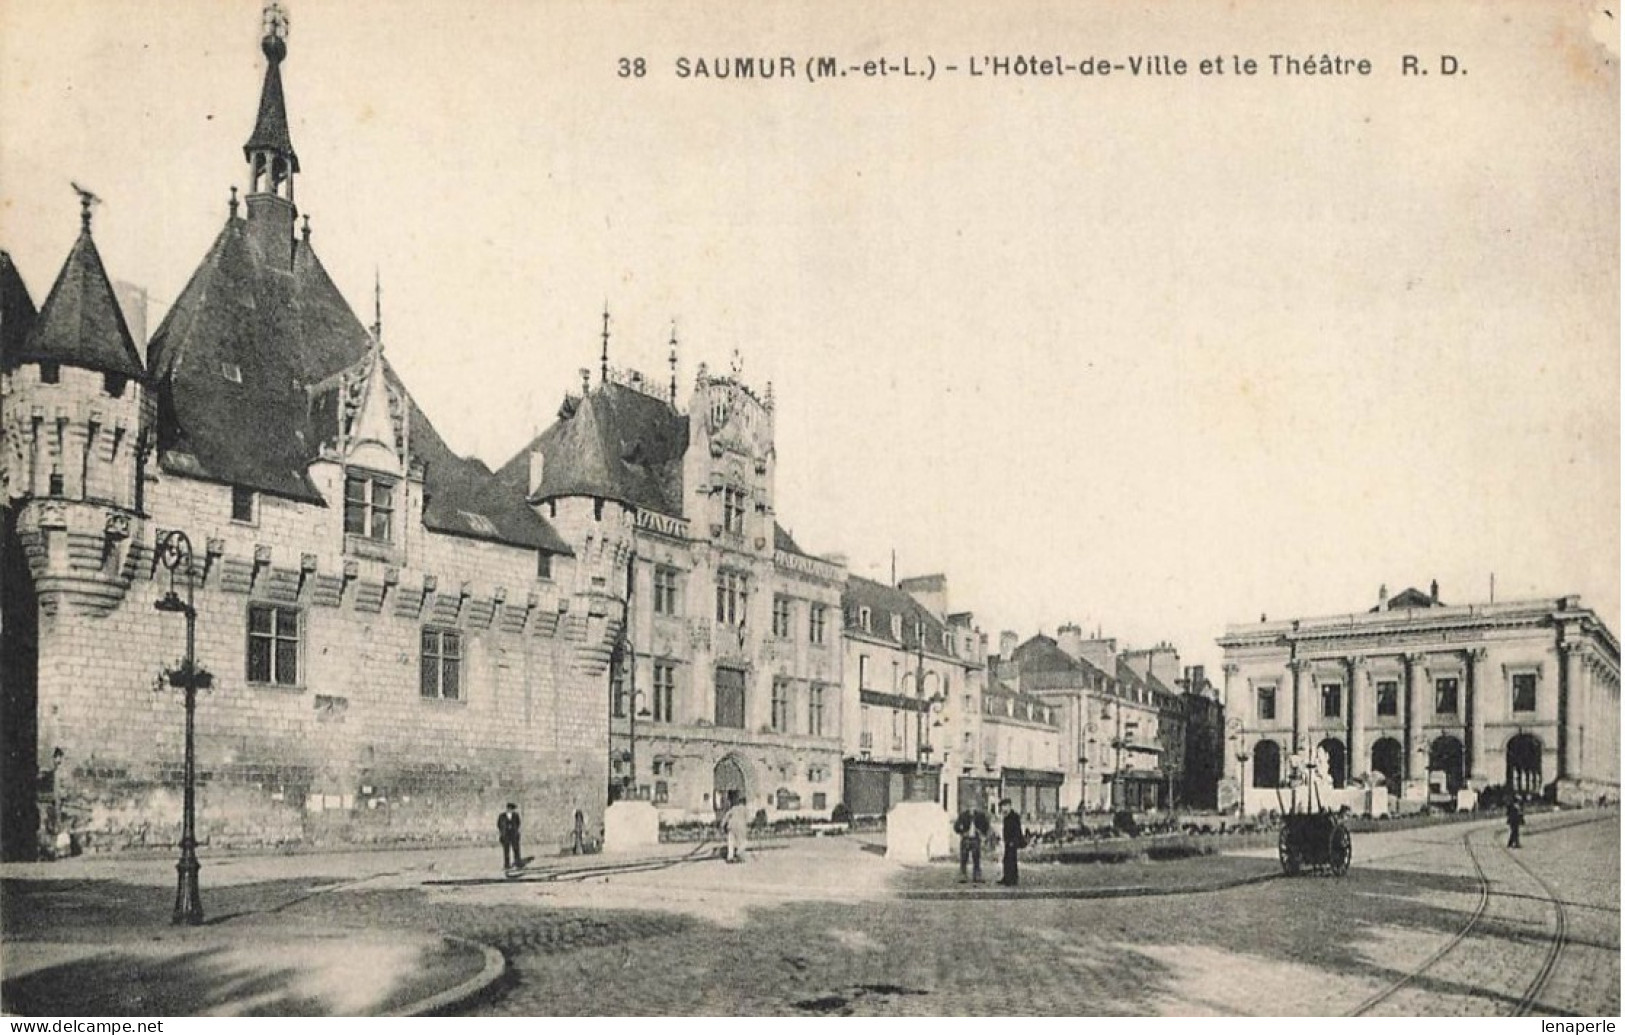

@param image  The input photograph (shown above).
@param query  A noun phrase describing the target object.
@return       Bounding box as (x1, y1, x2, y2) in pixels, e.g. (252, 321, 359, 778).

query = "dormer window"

(103, 373, 127, 398)
(859, 606, 872, 632)
(344, 473, 394, 542)
(890, 614, 902, 640)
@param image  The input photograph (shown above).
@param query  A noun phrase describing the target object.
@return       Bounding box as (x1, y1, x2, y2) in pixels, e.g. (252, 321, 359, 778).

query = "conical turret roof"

(12, 224, 144, 380)
(0, 250, 39, 368)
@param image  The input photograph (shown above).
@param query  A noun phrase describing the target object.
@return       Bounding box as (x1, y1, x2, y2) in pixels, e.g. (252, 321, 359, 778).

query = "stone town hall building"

(0, 14, 642, 858)
(495, 360, 846, 824)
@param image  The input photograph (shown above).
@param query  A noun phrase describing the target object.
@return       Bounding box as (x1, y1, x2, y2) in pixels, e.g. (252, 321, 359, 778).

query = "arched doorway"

(1371, 737, 1402, 791)
(1506, 734, 1543, 797)
(1429, 735, 1465, 794)
(1252, 740, 1281, 788)
(1317, 737, 1348, 789)
(713, 755, 751, 810)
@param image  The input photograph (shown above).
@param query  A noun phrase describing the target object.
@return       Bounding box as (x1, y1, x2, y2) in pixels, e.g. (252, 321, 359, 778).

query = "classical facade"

(838, 574, 985, 817)
(0, 14, 617, 858)
(500, 359, 845, 824)
(1217, 585, 1621, 808)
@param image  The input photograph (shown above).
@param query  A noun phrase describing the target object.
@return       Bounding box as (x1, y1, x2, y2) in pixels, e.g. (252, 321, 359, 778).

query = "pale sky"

(3, 0, 1618, 676)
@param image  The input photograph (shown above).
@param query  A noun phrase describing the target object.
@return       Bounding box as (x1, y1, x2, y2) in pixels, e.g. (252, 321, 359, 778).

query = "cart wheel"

(1278, 827, 1301, 876)
(1328, 825, 1353, 877)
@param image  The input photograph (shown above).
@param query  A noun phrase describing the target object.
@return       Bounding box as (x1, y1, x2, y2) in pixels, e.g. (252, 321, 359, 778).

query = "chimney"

(898, 573, 948, 621)
(1149, 645, 1180, 686)
(528, 448, 546, 496)
(1377, 583, 1389, 612)
(1430, 579, 1439, 604)
(1056, 622, 1083, 660)
(999, 630, 1018, 660)
(1078, 636, 1117, 677)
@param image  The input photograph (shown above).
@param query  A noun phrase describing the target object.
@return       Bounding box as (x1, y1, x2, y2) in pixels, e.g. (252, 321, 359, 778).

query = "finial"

(261, 2, 289, 63)
(71, 181, 100, 231)
(764, 380, 774, 409)
(230, 186, 241, 219)
(373, 267, 382, 343)
(300, 213, 310, 240)
(599, 303, 612, 385)
(579, 367, 591, 395)
(730, 348, 743, 377)
(668, 322, 679, 405)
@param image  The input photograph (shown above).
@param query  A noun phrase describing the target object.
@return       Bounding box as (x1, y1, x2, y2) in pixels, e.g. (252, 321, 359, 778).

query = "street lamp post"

(154, 530, 203, 926)
(910, 642, 943, 802)
(1234, 744, 1252, 817)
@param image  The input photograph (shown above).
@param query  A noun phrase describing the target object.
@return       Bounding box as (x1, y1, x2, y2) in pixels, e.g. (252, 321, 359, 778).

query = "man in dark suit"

(498, 802, 523, 870)
(998, 798, 1024, 886)
(954, 800, 992, 883)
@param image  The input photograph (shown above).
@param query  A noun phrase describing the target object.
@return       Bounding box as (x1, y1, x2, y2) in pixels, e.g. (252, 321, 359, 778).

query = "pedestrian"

(723, 791, 750, 863)
(498, 802, 523, 870)
(998, 798, 1025, 886)
(1507, 797, 1524, 849)
(954, 801, 991, 883)
(572, 808, 586, 855)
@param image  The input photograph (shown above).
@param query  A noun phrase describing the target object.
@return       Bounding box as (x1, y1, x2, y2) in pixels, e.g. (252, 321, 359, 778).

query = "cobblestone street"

(3, 811, 1616, 1016)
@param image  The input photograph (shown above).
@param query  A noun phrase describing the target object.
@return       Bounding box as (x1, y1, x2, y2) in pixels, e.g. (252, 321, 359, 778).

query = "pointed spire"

(599, 302, 611, 385)
(245, 2, 299, 191)
(14, 195, 144, 380)
(668, 321, 679, 405)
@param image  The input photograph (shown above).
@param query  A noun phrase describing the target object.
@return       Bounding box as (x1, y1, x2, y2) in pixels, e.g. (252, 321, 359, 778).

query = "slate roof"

(497, 380, 690, 516)
(7, 228, 144, 380)
(244, 45, 299, 172)
(146, 215, 567, 553)
(1009, 634, 1113, 688)
(843, 575, 950, 652)
(0, 251, 38, 368)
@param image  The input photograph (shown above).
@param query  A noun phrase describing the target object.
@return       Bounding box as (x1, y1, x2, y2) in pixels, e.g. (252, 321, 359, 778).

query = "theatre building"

(1217, 584, 1620, 807)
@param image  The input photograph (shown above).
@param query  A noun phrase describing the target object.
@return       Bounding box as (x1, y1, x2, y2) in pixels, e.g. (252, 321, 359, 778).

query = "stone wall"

(21, 470, 615, 856)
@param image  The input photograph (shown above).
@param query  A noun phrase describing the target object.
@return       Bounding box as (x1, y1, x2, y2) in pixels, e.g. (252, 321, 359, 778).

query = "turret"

(0, 194, 154, 614)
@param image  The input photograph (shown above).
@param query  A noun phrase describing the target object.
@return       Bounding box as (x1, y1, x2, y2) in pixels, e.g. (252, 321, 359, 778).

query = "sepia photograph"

(0, 0, 1618, 1020)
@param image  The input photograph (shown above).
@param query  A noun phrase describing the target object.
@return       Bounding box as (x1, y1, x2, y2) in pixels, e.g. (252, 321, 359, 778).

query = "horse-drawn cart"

(1275, 750, 1353, 877)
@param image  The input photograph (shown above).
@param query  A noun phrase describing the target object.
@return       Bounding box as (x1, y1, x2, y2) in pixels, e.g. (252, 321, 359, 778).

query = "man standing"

(1507, 796, 1524, 849)
(723, 792, 751, 863)
(998, 798, 1025, 886)
(954, 800, 991, 883)
(498, 802, 522, 871)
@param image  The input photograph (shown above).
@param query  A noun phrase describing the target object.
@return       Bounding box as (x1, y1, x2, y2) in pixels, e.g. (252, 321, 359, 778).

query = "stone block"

(603, 800, 660, 853)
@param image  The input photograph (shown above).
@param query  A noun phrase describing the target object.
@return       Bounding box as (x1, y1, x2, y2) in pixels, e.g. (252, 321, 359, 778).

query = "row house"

(1217, 584, 1620, 808)
(838, 574, 984, 817)
(977, 677, 1064, 819)
(999, 626, 1196, 812)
